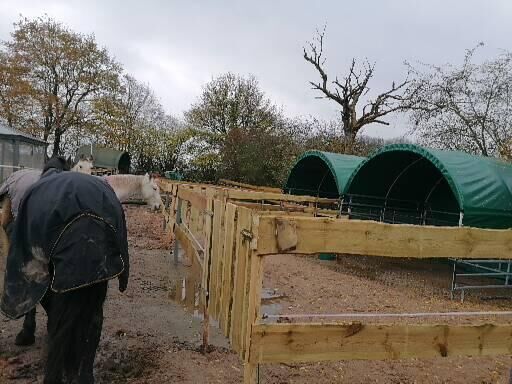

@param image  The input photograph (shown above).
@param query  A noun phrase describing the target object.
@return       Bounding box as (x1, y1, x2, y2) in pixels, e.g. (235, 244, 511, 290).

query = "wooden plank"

(227, 189, 337, 205)
(160, 179, 337, 205)
(249, 322, 512, 364)
(243, 363, 257, 384)
(201, 193, 214, 308)
(233, 202, 316, 217)
(173, 198, 183, 265)
(169, 184, 178, 221)
(243, 249, 263, 362)
(200, 193, 214, 350)
(240, 241, 253, 357)
(230, 207, 252, 352)
(174, 224, 202, 267)
(254, 216, 512, 259)
(214, 200, 227, 318)
(157, 179, 177, 193)
(178, 187, 208, 211)
(235, 201, 302, 212)
(208, 199, 224, 319)
(189, 206, 196, 236)
(219, 203, 237, 336)
(219, 178, 283, 193)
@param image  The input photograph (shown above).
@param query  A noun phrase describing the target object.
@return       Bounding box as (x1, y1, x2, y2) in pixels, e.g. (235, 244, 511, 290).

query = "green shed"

(76, 145, 130, 174)
(284, 150, 366, 198)
(344, 144, 512, 229)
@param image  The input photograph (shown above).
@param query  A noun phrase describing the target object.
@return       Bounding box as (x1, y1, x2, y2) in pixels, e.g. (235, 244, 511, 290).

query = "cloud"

(1, 0, 511, 138)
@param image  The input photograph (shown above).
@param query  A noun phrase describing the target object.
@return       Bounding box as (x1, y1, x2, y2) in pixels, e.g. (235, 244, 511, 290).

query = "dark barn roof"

(0, 123, 47, 146)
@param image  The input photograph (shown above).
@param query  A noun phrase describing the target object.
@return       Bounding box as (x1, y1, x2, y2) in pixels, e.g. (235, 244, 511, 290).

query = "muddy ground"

(1, 206, 512, 383)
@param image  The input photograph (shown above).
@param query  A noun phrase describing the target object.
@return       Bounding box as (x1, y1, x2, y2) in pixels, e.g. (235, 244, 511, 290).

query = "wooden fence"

(159, 179, 512, 384)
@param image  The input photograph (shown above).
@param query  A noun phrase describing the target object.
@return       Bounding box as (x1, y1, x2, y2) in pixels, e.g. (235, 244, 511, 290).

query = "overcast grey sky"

(1, 0, 511, 138)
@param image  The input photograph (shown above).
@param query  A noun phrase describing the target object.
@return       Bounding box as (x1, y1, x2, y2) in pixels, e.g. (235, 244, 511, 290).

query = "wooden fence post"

(173, 197, 182, 265)
(242, 215, 264, 384)
(201, 191, 215, 352)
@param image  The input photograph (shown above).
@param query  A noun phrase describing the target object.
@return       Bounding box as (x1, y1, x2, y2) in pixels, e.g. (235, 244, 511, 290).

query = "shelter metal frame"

(340, 192, 512, 300)
(450, 258, 512, 302)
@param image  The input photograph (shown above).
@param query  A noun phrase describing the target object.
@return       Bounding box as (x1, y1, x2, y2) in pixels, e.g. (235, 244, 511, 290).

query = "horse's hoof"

(15, 331, 35, 346)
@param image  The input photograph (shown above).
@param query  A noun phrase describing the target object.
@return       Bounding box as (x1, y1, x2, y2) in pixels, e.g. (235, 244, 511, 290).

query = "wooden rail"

(255, 216, 512, 258)
(161, 179, 512, 383)
(218, 178, 282, 193)
(249, 322, 512, 363)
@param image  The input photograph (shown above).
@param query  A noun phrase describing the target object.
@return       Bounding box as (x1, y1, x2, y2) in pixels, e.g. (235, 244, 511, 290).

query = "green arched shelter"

(284, 150, 365, 198)
(344, 144, 512, 229)
(76, 145, 131, 174)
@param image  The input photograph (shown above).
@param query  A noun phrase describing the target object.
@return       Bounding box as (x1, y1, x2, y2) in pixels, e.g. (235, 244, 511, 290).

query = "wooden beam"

(209, 199, 225, 319)
(243, 363, 257, 384)
(158, 179, 217, 192)
(178, 187, 208, 211)
(243, 250, 264, 361)
(227, 189, 337, 205)
(249, 322, 512, 364)
(230, 207, 252, 353)
(159, 179, 338, 205)
(174, 224, 202, 267)
(220, 203, 237, 336)
(254, 216, 512, 259)
(219, 178, 282, 193)
(200, 192, 214, 350)
(234, 201, 306, 212)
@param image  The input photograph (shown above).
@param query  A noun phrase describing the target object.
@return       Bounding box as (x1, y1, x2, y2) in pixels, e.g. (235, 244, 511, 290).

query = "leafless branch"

(304, 27, 413, 152)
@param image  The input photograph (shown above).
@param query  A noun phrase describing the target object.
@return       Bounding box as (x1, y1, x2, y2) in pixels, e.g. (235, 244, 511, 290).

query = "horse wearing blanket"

(0, 162, 161, 346)
(1, 158, 129, 383)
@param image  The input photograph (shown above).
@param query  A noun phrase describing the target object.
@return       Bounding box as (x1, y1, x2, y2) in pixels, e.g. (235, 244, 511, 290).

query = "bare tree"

(407, 44, 512, 158)
(303, 27, 414, 153)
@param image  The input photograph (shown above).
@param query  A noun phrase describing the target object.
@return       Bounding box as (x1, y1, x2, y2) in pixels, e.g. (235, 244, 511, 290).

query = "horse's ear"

(79, 154, 85, 160)
(143, 173, 150, 182)
(87, 155, 94, 162)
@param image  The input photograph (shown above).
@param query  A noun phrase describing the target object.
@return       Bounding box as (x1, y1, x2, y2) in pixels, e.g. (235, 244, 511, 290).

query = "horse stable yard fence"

(158, 179, 512, 384)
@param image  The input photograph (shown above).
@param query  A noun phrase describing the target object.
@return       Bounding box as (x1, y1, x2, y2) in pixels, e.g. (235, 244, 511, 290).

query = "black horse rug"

(1, 169, 129, 319)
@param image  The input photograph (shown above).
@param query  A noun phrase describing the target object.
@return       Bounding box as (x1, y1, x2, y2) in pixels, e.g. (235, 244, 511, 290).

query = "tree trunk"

(52, 129, 62, 157)
(342, 124, 357, 155)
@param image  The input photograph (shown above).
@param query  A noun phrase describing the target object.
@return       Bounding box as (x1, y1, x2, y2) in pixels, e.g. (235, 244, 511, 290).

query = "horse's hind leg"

(43, 282, 108, 384)
(75, 283, 107, 383)
(15, 308, 37, 346)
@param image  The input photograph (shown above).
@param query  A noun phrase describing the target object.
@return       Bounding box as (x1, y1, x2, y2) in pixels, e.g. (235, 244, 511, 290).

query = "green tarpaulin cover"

(284, 150, 365, 198)
(344, 144, 512, 229)
(76, 145, 130, 174)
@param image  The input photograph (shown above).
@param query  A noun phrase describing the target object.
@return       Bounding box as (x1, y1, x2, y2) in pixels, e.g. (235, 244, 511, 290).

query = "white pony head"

(72, 154, 94, 174)
(140, 173, 162, 211)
